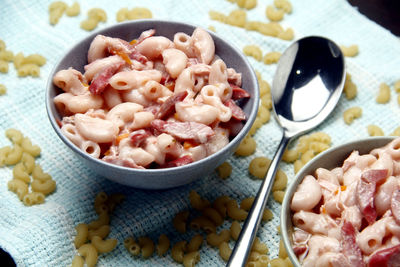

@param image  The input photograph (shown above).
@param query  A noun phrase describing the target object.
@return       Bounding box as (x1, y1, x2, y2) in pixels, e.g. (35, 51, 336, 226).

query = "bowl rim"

(280, 136, 396, 266)
(45, 19, 260, 175)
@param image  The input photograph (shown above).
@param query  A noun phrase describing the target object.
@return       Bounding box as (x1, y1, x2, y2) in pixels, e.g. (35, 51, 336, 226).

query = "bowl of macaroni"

(281, 136, 400, 267)
(46, 20, 259, 189)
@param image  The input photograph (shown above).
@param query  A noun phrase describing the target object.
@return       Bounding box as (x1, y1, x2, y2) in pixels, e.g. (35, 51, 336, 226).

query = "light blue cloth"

(0, 0, 399, 266)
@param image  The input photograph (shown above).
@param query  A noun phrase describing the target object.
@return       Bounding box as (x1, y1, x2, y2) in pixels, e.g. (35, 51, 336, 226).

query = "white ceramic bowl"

(46, 20, 259, 189)
(281, 136, 396, 266)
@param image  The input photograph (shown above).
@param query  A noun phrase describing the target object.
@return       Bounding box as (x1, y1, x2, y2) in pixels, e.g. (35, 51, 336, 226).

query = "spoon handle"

(227, 135, 290, 267)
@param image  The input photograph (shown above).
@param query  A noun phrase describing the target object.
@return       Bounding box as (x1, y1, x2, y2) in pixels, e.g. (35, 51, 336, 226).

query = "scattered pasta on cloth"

(0, 0, 400, 266)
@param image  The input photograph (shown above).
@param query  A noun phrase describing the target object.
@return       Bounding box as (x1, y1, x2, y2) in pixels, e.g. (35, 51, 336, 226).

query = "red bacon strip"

(130, 129, 151, 147)
(357, 179, 378, 225)
(89, 61, 124, 94)
(151, 119, 214, 144)
(155, 91, 188, 119)
(391, 185, 400, 224)
(129, 50, 148, 64)
(136, 29, 156, 44)
(293, 246, 307, 257)
(357, 169, 389, 225)
(362, 169, 388, 184)
(160, 155, 193, 168)
(368, 244, 400, 267)
(231, 84, 250, 100)
(341, 221, 364, 267)
(225, 99, 246, 121)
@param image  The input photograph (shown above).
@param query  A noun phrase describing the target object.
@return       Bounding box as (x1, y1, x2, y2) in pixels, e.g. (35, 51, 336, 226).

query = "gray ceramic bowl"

(281, 136, 396, 266)
(46, 20, 259, 189)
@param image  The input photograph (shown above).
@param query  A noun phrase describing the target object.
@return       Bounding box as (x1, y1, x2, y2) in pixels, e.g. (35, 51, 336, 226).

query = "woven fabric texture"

(0, 0, 399, 266)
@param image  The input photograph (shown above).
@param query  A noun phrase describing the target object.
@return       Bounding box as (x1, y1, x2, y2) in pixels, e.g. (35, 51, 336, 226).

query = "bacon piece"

(357, 179, 378, 225)
(341, 221, 364, 267)
(391, 185, 400, 224)
(129, 50, 148, 64)
(144, 105, 161, 115)
(225, 99, 246, 121)
(160, 155, 193, 168)
(89, 61, 124, 94)
(368, 244, 400, 267)
(220, 120, 244, 137)
(151, 119, 214, 144)
(357, 169, 389, 225)
(293, 246, 307, 256)
(362, 169, 388, 184)
(130, 129, 151, 147)
(155, 91, 188, 119)
(231, 84, 250, 100)
(136, 29, 156, 44)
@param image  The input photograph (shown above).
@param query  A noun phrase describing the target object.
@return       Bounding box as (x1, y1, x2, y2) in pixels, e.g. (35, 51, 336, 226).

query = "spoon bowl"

(273, 36, 345, 138)
(228, 36, 345, 266)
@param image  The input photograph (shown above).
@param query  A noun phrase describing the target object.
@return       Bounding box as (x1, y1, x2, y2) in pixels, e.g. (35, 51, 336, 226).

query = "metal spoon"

(227, 36, 345, 266)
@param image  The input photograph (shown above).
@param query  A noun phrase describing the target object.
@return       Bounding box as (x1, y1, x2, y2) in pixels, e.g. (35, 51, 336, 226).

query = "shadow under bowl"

(46, 20, 259, 190)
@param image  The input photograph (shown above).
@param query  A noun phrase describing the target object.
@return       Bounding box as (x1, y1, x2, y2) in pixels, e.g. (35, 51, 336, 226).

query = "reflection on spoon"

(227, 36, 345, 267)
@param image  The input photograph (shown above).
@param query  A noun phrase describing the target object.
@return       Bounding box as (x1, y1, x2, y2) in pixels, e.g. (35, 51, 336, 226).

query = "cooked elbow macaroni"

(53, 27, 248, 169)
(290, 137, 400, 266)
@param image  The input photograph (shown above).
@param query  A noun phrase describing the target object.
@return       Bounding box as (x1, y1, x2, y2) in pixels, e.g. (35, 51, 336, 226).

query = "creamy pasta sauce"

(53, 28, 249, 169)
(290, 137, 400, 267)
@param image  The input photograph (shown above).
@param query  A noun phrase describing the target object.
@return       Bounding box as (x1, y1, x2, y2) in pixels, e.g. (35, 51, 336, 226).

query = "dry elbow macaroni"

(156, 234, 170, 256)
(243, 45, 263, 61)
(171, 240, 187, 263)
(367, 124, 384, 136)
(0, 83, 6, 95)
(173, 210, 190, 233)
(70, 191, 123, 266)
(263, 51, 281, 64)
(266, 5, 285, 22)
(391, 126, 400, 136)
(0, 39, 45, 78)
(235, 135, 257, 156)
(66, 2, 80, 16)
(376, 82, 391, 104)
(216, 161, 232, 179)
(274, 0, 292, 13)
(48, 1, 67, 25)
(343, 106, 362, 124)
(209, 8, 294, 40)
(343, 73, 358, 100)
(2, 129, 56, 205)
(282, 132, 331, 174)
(340, 44, 359, 57)
(81, 8, 107, 31)
(116, 7, 152, 22)
(235, 0, 257, 10)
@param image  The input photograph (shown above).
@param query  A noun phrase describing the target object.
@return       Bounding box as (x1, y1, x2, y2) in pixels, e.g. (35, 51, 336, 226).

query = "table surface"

(1, 1, 399, 266)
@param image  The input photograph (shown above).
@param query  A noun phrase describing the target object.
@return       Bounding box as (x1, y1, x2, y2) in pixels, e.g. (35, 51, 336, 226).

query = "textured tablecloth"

(0, 0, 399, 266)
